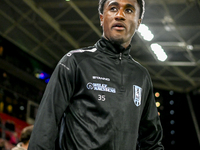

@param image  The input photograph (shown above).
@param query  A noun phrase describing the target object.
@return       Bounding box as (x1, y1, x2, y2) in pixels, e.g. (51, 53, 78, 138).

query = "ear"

(136, 19, 142, 30)
(100, 13, 104, 26)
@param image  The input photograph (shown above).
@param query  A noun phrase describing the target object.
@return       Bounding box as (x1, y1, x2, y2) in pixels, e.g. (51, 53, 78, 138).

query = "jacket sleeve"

(137, 77, 164, 150)
(28, 54, 76, 150)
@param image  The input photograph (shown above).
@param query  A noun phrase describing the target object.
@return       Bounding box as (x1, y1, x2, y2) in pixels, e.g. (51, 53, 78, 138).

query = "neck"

(102, 35, 130, 49)
(21, 142, 29, 150)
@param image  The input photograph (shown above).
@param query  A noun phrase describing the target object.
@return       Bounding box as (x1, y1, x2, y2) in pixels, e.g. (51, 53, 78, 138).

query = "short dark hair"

(98, 0, 145, 19)
(20, 125, 34, 144)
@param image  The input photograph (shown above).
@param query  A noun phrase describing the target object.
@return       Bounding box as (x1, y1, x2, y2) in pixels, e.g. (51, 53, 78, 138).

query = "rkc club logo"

(133, 85, 142, 107)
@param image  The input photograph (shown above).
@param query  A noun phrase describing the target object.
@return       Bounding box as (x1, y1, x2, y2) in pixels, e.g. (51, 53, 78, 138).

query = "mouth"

(112, 23, 126, 30)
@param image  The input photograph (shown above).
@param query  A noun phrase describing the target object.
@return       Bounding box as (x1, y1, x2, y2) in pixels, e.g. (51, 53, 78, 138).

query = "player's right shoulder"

(66, 46, 97, 57)
(59, 46, 97, 65)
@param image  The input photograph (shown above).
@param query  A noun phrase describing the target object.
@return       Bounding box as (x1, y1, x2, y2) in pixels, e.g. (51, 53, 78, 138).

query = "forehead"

(105, 0, 139, 7)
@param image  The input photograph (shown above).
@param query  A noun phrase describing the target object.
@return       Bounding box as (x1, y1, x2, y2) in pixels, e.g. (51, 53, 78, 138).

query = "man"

(28, 0, 164, 149)
(12, 125, 33, 150)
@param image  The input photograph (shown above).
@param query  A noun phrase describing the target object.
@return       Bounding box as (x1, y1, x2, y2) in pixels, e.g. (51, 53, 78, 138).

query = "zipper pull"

(119, 53, 122, 60)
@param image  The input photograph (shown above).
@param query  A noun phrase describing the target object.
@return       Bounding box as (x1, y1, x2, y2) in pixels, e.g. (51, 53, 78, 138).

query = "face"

(100, 0, 141, 48)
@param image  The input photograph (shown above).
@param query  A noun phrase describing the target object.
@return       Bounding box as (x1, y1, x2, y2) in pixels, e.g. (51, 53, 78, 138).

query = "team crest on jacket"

(133, 85, 142, 107)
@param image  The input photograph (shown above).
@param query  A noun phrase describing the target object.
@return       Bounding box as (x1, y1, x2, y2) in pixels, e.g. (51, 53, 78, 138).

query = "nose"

(115, 9, 125, 20)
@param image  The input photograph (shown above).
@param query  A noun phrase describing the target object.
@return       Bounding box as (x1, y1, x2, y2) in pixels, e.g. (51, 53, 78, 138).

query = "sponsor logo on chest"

(86, 82, 116, 93)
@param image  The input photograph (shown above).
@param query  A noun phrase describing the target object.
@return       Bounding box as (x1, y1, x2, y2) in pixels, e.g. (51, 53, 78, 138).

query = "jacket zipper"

(119, 53, 122, 60)
(119, 53, 125, 92)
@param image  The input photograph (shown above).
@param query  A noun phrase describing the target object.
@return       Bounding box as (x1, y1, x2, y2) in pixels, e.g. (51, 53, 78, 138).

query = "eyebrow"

(126, 4, 136, 10)
(108, 2, 119, 7)
(108, 2, 136, 10)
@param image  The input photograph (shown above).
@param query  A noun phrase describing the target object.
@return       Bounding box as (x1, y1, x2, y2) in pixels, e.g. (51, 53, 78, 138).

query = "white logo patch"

(86, 83, 116, 93)
(133, 85, 142, 107)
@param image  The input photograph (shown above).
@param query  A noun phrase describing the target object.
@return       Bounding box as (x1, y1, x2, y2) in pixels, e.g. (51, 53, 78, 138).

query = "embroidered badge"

(133, 85, 142, 107)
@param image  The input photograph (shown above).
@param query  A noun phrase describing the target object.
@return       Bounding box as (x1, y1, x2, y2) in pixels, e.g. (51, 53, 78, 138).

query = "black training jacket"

(28, 38, 164, 150)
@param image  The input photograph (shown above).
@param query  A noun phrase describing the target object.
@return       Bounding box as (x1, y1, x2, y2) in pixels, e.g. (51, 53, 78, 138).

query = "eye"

(126, 9, 133, 13)
(110, 7, 118, 12)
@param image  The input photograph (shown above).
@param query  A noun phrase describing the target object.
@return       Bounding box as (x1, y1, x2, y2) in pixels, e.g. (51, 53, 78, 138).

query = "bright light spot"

(170, 100, 174, 105)
(138, 24, 154, 41)
(170, 120, 175, 125)
(20, 106, 24, 110)
(35, 73, 40, 78)
(187, 45, 193, 50)
(65, 0, 70, 1)
(156, 102, 161, 107)
(164, 24, 175, 32)
(35, 72, 50, 80)
(39, 73, 45, 79)
(155, 92, 160, 98)
(171, 130, 175, 135)
(150, 43, 168, 61)
(169, 91, 174, 95)
(170, 110, 175, 115)
(158, 112, 160, 116)
(7, 105, 12, 113)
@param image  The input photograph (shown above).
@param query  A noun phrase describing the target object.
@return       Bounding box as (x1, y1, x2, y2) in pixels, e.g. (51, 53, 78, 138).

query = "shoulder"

(60, 46, 97, 64)
(55, 46, 97, 71)
(66, 46, 97, 57)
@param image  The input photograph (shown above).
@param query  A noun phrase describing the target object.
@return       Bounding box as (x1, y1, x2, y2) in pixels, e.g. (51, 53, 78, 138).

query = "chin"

(109, 36, 125, 45)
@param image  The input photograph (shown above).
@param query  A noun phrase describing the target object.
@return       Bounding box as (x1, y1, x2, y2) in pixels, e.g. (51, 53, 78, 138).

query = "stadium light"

(150, 43, 168, 61)
(138, 24, 154, 41)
